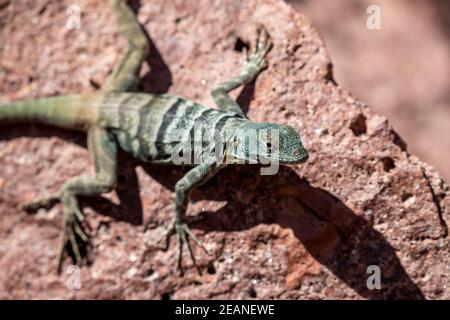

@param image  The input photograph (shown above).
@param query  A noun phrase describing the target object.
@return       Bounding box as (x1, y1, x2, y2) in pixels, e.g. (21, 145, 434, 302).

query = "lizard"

(0, 0, 309, 274)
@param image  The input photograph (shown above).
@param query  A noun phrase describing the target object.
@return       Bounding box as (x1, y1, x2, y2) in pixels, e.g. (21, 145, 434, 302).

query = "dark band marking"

(189, 109, 217, 162)
(136, 97, 154, 138)
(214, 115, 235, 136)
(174, 103, 197, 132)
(118, 94, 135, 129)
(189, 108, 216, 142)
(194, 108, 215, 126)
(155, 98, 183, 154)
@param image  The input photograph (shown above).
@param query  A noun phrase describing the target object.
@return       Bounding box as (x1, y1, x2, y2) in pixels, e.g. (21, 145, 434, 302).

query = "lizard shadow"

(0, 0, 173, 226)
(0, 3, 422, 296)
(236, 81, 256, 116)
(139, 31, 173, 95)
(140, 164, 425, 300)
(0, 125, 425, 299)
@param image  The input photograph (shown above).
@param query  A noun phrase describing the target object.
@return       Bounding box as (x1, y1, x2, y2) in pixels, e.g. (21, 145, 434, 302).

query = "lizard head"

(227, 122, 309, 165)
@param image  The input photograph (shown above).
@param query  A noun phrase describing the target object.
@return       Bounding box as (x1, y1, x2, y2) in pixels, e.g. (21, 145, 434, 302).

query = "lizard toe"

(172, 221, 207, 276)
(56, 204, 90, 274)
(22, 192, 60, 213)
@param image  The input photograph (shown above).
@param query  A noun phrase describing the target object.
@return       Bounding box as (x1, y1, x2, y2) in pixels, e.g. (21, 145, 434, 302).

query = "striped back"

(99, 92, 245, 163)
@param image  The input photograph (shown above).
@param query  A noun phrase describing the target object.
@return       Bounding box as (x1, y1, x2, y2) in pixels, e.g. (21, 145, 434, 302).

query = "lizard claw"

(22, 192, 90, 273)
(164, 219, 208, 275)
(56, 194, 90, 273)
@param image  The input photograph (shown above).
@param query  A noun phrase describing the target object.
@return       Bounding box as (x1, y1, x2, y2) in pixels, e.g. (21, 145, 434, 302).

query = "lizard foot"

(56, 194, 90, 273)
(22, 192, 90, 273)
(164, 219, 208, 275)
(242, 26, 273, 73)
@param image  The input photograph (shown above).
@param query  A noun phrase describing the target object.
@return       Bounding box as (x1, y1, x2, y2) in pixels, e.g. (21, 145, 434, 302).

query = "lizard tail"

(0, 94, 98, 131)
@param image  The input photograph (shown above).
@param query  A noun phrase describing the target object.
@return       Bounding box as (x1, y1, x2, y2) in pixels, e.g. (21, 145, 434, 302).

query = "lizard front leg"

(211, 27, 272, 117)
(24, 127, 117, 272)
(103, 0, 150, 92)
(165, 161, 225, 275)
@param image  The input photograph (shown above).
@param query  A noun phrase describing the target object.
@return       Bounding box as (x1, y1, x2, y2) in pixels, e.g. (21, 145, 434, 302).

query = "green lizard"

(0, 0, 309, 274)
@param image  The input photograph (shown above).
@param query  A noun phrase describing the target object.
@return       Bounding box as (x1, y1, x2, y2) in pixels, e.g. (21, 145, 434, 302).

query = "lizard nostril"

(293, 149, 300, 157)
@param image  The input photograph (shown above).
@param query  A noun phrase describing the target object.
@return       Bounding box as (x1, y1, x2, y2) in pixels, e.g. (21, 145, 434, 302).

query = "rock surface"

(0, 0, 449, 299)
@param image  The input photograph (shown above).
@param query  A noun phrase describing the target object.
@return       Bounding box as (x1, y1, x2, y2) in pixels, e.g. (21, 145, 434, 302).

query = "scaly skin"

(0, 0, 309, 274)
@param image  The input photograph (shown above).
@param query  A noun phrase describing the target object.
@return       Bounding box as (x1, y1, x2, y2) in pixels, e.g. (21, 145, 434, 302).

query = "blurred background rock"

(289, 0, 450, 182)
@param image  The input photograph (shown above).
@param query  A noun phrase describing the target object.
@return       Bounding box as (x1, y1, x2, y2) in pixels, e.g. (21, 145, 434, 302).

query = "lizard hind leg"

(55, 127, 118, 272)
(103, 0, 150, 92)
(22, 192, 88, 271)
(24, 182, 93, 273)
(23, 127, 118, 273)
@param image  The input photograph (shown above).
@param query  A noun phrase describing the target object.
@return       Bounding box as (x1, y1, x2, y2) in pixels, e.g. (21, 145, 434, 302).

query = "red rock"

(289, 0, 450, 183)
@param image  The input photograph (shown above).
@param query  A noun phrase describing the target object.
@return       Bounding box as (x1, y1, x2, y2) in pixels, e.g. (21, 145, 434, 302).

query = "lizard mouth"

(280, 149, 309, 164)
(257, 150, 309, 165)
